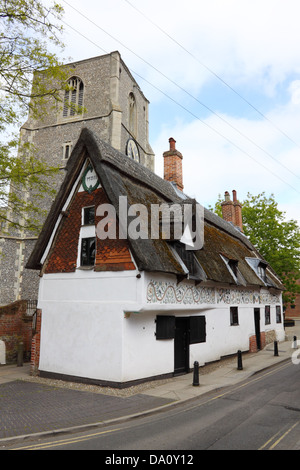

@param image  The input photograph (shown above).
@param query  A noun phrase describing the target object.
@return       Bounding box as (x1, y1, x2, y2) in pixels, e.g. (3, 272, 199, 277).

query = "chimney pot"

(169, 137, 176, 151)
(224, 191, 230, 202)
(221, 189, 243, 232)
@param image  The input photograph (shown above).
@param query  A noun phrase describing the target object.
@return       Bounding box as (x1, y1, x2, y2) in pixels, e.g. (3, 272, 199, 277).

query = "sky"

(49, 0, 300, 223)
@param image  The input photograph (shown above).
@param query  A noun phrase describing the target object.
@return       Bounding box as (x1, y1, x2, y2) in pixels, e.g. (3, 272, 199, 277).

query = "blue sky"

(50, 0, 300, 223)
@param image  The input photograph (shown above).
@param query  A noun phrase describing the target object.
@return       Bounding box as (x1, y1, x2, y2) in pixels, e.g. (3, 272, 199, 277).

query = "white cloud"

(50, 0, 300, 223)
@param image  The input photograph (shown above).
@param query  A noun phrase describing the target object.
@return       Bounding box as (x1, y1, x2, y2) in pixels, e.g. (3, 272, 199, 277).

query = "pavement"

(0, 319, 299, 445)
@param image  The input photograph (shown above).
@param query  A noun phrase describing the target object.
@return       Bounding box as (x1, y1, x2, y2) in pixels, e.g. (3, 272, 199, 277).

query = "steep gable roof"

(26, 128, 284, 290)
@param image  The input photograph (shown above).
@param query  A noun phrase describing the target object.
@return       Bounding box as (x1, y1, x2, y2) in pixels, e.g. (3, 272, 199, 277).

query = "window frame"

(155, 315, 175, 340)
(173, 241, 205, 280)
(80, 236, 96, 267)
(189, 316, 206, 344)
(62, 142, 72, 160)
(63, 77, 84, 118)
(83, 206, 95, 226)
(276, 305, 282, 323)
(265, 305, 271, 325)
(128, 92, 137, 136)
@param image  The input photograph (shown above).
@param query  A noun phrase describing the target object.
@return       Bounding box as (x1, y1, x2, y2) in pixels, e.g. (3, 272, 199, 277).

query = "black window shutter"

(189, 316, 206, 344)
(156, 316, 175, 340)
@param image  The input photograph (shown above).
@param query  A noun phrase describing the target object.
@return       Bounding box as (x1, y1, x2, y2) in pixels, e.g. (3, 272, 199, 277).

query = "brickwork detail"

(249, 332, 266, 353)
(163, 138, 183, 191)
(31, 308, 41, 376)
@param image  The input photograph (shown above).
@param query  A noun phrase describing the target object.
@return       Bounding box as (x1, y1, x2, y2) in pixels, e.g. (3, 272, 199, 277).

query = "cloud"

(55, 0, 300, 223)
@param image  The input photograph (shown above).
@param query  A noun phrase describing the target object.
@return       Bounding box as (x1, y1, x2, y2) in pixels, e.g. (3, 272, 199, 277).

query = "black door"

(254, 308, 261, 350)
(174, 317, 189, 375)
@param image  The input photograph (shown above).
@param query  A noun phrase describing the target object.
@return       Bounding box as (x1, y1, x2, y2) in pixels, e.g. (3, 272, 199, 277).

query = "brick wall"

(249, 332, 266, 353)
(30, 308, 41, 376)
(0, 300, 33, 363)
(285, 280, 300, 318)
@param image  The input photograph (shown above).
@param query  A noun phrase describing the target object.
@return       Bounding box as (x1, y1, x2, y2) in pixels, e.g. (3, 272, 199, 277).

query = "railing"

(26, 299, 37, 317)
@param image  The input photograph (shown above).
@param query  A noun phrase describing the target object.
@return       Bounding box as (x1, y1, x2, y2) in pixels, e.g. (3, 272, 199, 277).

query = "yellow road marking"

(259, 421, 299, 450)
(13, 427, 122, 450)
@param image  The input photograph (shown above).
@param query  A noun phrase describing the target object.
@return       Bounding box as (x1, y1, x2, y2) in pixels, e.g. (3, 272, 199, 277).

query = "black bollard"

(193, 361, 199, 386)
(293, 336, 297, 349)
(274, 341, 279, 357)
(237, 350, 243, 370)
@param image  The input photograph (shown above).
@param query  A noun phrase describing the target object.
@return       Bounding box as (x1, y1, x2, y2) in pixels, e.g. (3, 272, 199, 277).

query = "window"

(265, 305, 271, 325)
(173, 241, 205, 280)
(245, 258, 274, 287)
(230, 307, 239, 326)
(129, 92, 137, 135)
(155, 315, 206, 344)
(228, 259, 238, 277)
(257, 262, 267, 283)
(83, 206, 95, 226)
(63, 142, 72, 160)
(276, 306, 282, 323)
(190, 316, 206, 344)
(63, 77, 84, 118)
(155, 316, 175, 340)
(81, 237, 96, 266)
(220, 254, 246, 285)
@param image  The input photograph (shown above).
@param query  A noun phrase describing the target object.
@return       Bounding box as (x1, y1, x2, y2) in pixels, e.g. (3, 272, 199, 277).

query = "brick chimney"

(163, 138, 183, 191)
(221, 190, 243, 232)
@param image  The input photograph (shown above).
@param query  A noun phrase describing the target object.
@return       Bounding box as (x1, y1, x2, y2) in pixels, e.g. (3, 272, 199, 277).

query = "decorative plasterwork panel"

(146, 280, 215, 305)
(216, 288, 281, 305)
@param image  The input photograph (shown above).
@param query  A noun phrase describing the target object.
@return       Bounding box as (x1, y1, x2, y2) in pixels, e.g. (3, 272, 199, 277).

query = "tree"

(0, 0, 73, 233)
(210, 192, 300, 306)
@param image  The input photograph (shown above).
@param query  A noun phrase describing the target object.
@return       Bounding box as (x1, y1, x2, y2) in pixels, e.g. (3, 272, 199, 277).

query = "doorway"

(174, 317, 190, 375)
(254, 308, 261, 350)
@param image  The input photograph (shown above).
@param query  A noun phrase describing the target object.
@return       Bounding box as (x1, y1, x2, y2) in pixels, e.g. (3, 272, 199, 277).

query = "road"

(6, 361, 300, 452)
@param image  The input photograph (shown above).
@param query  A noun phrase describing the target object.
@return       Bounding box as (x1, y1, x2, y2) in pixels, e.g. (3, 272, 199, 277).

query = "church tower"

(0, 51, 155, 305)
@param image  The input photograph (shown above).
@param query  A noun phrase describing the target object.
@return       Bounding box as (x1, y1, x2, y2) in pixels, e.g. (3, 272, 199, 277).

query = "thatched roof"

(26, 128, 284, 291)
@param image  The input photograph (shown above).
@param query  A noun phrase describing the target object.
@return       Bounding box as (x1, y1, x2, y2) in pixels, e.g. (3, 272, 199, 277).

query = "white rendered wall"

(38, 269, 139, 383)
(37, 269, 285, 384)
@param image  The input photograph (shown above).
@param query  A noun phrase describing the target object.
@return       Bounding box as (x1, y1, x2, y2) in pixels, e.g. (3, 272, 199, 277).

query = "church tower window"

(129, 92, 137, 136)
(63, 77, 84, 118)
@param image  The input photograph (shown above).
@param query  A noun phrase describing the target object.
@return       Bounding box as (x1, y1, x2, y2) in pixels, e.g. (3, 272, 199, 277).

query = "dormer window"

(63, 77, 84, 118)
(257, 262, 267, 283)
(245, 258, 271, 285)
(173, 241, 206, 281)
(221, 254, 242, 284)
(228, 259, 238, 277)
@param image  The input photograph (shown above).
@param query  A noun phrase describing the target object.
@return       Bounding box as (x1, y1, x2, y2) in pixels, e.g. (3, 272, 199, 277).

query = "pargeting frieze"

(216, 288, 281, 305)
(146, 281, 215, 305)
